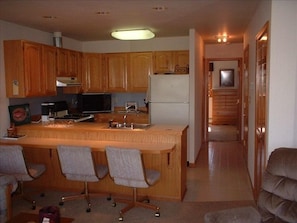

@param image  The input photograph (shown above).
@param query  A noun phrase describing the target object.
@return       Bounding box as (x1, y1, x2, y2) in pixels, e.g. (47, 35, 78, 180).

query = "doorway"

(205, 58, 242, 142)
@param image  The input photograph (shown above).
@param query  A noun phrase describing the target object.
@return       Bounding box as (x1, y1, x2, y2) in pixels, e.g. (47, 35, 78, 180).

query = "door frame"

(203, 58, 243, 143)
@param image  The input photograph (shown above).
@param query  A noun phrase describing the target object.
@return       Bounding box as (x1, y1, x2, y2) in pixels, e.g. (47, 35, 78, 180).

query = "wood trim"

(0, 137, 175, 154)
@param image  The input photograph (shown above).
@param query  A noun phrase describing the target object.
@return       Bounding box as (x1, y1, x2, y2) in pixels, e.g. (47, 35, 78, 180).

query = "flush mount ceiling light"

(111, 29, 155, 40)
(216, 34, 228, 43)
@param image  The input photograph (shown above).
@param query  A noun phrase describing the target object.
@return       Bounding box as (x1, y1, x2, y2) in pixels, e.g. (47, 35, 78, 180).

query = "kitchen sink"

(108, 123, 151, 130)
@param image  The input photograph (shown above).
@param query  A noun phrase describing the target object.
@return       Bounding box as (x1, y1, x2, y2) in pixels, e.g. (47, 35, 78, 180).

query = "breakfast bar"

(0, 122, 188, 201)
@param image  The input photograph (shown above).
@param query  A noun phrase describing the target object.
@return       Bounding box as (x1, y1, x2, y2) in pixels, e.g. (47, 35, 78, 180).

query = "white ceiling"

(0, 0, 260, 43)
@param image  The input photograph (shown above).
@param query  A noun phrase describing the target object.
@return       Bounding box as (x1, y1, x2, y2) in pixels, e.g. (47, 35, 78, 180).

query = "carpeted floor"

(12, 190, 256, 223)
(11, 142, 255, 222)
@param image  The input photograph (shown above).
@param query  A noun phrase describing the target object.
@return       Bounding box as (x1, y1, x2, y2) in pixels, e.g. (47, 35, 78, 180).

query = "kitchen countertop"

(12, 122, 188, 134)
(0, 122, 187, 154)
(0, 136, 175, 154)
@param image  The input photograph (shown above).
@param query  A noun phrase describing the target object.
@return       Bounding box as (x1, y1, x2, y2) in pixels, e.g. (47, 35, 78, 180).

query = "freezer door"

(149, 75, 189, 102)
(150, 102, 189, 125)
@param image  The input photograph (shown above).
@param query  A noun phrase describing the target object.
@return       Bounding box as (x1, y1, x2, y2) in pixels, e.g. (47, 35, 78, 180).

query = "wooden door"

(128, 52, 153, 92)
(243, 45, 249, 161)
(105, 53, 128, 92)
(254, 23, 269, 199)
(23, 42, 43, 96)
(42, 45, 57, 96)
(82, 53, 105, 92)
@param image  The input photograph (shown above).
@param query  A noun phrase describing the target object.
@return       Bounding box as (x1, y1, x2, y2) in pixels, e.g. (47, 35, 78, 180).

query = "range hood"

(56, 77, 81, 87)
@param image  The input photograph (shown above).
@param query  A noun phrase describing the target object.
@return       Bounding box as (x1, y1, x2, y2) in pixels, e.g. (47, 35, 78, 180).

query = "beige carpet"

(12, 190, 256, 223)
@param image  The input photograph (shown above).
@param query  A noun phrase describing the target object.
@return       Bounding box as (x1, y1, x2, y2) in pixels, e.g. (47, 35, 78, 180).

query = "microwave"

(77, 93, 111, 114)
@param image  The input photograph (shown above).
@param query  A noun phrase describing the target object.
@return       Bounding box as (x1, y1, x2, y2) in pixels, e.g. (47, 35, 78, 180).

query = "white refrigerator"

(149, 74, 189, 125)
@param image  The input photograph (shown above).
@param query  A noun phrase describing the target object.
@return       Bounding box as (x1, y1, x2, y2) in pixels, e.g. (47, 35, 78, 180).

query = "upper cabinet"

(3, 39, 189, 97)
(104, 53, 128, 92)
(128, 52, 153, 92)
(153, 50, 189, 74)
(153, 51, 174, 74)
(57, 48, 80, 77)
(42, 45, 58, 95)
(4, 40, 57, 98)
(174, 50, 189, 71)
(82, 53, 105, 92)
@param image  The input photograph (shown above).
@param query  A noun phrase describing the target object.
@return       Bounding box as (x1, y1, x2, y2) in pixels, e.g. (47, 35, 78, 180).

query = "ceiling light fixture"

(111, 29, 155, 40)
(216, 34, 228, 43)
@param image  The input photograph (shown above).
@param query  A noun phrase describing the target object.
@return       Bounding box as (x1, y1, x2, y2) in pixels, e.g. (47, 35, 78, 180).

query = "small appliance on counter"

(41, 102, 55, 122)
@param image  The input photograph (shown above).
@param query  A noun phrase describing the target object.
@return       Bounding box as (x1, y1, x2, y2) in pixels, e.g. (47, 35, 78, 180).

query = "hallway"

(184, 141, 254, 202)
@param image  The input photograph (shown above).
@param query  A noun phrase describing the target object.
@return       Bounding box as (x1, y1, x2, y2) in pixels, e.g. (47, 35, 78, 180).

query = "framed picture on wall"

(220, 69, 234, 87)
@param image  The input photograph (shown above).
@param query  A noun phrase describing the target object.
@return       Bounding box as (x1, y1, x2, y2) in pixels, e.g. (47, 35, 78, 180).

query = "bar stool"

(57, 145, 109, 212)
(105, 146, 161, 221)
(0, 145, 46, 210)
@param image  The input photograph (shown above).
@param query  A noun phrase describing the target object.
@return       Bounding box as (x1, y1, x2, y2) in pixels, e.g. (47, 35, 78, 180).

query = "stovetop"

(55, 113, 94, 122)
(56, 113, 91, 120)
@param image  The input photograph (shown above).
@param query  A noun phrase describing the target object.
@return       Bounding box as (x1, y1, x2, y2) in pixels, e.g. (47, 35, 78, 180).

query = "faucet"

(123, 115, 127, 127)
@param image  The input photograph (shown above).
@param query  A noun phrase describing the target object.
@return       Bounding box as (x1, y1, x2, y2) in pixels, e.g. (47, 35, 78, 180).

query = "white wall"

(188, 29, 204, 164)
(205, 43, 243, 58)
(82, 36, 189, 53)
(268, 1, 297, 150)
(244, 0, 271, 187)
(244, 0, 297, 186)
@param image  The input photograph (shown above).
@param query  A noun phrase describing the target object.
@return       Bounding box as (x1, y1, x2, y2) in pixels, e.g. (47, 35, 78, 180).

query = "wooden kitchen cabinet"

(104, 53, 128, 92)
(4, 40, 56, 97)
(153, 50, 189, 74)
(57, 48, 80, 77)
(82, 53, 105, 92)
(42, 45, 57, 95)
(174, 50, 189, 71)
(153, 51, 174, 74)
(128, 52, 153, 92)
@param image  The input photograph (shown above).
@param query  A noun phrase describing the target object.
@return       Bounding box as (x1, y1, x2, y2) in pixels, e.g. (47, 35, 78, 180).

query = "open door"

(205, 58, 242, 142)
(254, 22, 269, 199)
(243, 45, 250, 161)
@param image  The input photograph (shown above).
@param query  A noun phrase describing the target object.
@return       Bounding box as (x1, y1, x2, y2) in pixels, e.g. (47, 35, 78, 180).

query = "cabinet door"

(4, 40, 26, 97)
(105, 53, 128, 92)
(57, 48, 68, 77)
(82, 53, 105, 92)
(23, 42, 44, 96)
(68, 50, 80, 77)
(128, 52, 153, 92)
(42, 45, 57, 96)
(174, 51, 189, 70)
(153, 51, 174, 74)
